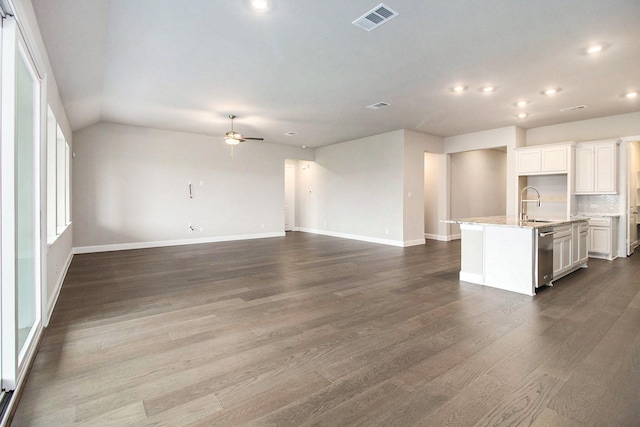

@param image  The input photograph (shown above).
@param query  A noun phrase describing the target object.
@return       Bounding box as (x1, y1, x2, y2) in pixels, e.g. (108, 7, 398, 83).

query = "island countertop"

(447, 215, 588, 229)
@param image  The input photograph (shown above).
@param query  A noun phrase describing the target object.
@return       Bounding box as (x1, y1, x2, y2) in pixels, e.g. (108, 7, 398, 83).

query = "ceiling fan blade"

(243, 137, 264, 141)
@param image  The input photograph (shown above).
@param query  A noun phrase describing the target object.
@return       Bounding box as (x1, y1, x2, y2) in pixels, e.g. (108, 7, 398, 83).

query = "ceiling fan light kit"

(224, 136, 241, 145)
(224, 115, 264, 145)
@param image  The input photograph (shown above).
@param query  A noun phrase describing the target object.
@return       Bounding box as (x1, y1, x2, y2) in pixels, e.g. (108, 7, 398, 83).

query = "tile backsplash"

(576, 194, 620, 214)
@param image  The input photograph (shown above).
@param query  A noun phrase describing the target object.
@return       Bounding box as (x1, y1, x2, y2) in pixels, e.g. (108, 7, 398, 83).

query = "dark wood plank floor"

(11, 232, 640, 426)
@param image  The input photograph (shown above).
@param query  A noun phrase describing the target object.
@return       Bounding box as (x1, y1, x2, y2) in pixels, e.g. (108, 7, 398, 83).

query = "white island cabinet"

(451, 216, 588, 296)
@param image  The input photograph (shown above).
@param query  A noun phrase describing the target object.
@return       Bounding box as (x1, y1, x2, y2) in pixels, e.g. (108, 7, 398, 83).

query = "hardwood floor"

(11, 232, 640, 426)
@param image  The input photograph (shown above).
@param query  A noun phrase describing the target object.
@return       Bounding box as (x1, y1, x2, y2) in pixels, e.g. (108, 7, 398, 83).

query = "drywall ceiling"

(31, 0, 640, 147)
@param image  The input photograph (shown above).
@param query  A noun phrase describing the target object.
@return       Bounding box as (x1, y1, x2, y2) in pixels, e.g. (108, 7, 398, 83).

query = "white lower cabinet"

(579, 228, 588, 263)
(553, 225, 572, 279)
(553, 220, 588, 280)
(588, 217, 617, 260)
(572, 221, 589, 265)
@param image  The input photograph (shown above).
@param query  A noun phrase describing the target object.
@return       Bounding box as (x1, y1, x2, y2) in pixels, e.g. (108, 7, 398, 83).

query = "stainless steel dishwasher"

(537, 228, 555, 287)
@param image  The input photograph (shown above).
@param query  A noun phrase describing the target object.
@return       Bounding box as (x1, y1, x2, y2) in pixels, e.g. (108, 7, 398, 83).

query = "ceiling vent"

(560, 105, 587, 112)
(352, 3, 399, 31)
(366, 101, 390, 110)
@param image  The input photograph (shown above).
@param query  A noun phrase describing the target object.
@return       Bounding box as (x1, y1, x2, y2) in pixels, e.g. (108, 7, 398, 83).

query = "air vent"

(352, 3, 399, 31)
(560, 105, 587, 112)
(366, 101, 390, 110)
(284, 132, 298, 136)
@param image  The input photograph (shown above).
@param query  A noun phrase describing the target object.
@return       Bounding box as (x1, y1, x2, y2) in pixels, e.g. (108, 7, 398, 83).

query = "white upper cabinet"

(516, 143, 572, 175)
(574, 140, 618, 194)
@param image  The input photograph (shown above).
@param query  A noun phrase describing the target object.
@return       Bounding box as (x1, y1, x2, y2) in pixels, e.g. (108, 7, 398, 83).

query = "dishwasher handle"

(539, 231, 557, 237)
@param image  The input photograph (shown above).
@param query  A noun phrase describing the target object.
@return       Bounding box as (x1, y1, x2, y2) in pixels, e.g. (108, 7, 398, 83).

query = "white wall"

(424, 152, 440, 238)
(296, 130, 406, 245)
(72, 122, 312, 251)
(449, 149, 507, 236)
(526, 112, 640, 146)
(441, 126, 520, 237)
(444, 126, 520, 153)
(295, 129, 444, 246)
(403, 130, 444, 245)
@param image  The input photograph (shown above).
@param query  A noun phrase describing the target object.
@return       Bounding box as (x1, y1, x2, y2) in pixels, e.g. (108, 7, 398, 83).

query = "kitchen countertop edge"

(574, 213, 621, 218)
(447, 215, 589, 229)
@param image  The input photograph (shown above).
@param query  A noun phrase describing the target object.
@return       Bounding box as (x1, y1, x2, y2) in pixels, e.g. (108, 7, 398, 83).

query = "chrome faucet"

(520, 186, 541, 221)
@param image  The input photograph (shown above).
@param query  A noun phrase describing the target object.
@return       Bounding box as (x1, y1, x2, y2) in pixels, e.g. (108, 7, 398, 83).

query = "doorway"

(627, 140, 640, 256)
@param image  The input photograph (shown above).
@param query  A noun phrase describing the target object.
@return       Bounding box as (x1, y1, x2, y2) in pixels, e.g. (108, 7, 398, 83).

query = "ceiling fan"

(224, 115, 264, 145)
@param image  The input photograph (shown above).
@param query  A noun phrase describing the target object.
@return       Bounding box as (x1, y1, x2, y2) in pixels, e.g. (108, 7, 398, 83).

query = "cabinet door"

(561, 235, 572, 271)
(590, 226, 611, 254)
(541, 146, 567, 173)
(553, 238, 563, 278)
(575, 146, 594, 193)
(571, 224, 580, 265)
(594, 144, 616, 193)
(517, 149, 541, 175)
(579, 230, 588, 263)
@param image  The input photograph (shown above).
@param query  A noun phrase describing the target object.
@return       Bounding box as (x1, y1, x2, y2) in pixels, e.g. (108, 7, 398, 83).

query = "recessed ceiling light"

(542, 88, 561, 96)
(517, 113, 528, 119)
(516, 100, 528, 107)
(626, 91, 638, 99)
(251, 0, 269, 10)
(587, 44, 603, 54)
(584, 43, 610, 55)
(452, 85, 467, 93)
(482, 85, 495, 93)
(302, 145, 307, 149)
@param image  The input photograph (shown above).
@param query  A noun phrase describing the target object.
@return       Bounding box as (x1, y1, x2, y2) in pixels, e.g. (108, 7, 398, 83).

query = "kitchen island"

(449, 216, 589, 296)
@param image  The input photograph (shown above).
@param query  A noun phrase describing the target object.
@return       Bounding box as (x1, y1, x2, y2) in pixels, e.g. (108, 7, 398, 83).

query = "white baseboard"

(73, 232, 286, 254)
(459, 271, 483, 285)
(45, 250, 73, 326)
(404, 238, 426, 247)
(424, 233, 461, 241)
(297, 228, 423, 247)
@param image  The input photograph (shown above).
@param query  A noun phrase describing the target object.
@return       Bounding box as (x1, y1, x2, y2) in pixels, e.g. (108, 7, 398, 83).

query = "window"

(46, 107, 71, 242)
(46, 107, 56, 242)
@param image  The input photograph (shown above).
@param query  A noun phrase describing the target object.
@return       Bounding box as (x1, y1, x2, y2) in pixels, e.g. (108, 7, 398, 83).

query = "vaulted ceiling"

(31, 0, 640, 147)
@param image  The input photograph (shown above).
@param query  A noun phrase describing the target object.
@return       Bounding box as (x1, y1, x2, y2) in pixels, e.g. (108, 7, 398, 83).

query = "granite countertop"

(446, 215, 588, 229)
(574, 213, 622, 218)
